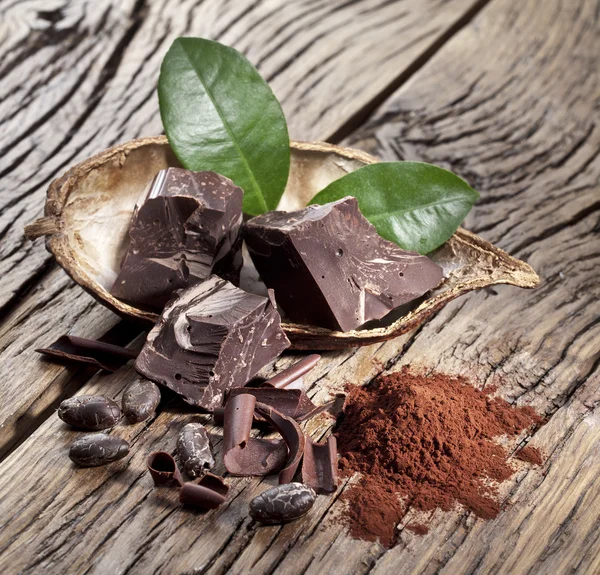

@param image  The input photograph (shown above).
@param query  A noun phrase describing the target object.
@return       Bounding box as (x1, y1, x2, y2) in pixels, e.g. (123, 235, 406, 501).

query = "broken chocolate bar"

(111, 168, 243, 311)
(135, 276, 290, 410)
(244, 197, 444, 332)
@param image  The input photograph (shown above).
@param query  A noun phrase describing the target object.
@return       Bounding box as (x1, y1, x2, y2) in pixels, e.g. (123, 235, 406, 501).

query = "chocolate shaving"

(264, 354, 321, 389)
(179, 473, 229, 510)
(36, 335, 137, 371)
(223, 394, 288, 476)
(147, 451, 184, 487)
(302, 436, 338, 494)
(254, 402, 305, 484)
(227, 387, 325, 422)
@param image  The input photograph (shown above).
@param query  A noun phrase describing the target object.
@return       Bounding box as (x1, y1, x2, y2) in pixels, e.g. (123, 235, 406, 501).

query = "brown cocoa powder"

(336, 366, 542, 547)
(515, 445, 544, 465)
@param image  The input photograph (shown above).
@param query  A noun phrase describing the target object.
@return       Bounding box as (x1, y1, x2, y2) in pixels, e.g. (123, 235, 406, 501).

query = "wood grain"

(0, 0, 485, 454)
(0, 0, 599, 572)
(0, 0, 480, 315)
(0, 338, 407, 574)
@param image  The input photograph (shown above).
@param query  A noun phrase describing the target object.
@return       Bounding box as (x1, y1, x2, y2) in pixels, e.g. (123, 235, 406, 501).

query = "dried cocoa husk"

(25, 137, 539, 350)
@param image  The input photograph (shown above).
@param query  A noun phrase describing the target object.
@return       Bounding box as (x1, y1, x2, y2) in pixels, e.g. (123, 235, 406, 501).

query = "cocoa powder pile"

(336, 367, 543, 547)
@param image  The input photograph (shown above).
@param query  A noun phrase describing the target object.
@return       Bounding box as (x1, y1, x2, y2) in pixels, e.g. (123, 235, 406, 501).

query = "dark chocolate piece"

(223, 394, 288, 476)
(135, 276, 290, 410)
(36, 335, 137, 372)
(111, 168, 244, 311)
(177, 423, 214, 477)
(58, 395, 121, 430)
(69, 433, 129, 467)
(264, 354, 321, 389)
(302, 436, 338, 494)
(254, 402, 305, 484)
(244, 197, 444, 332)
(147, 451, 184, 487)
(249, 483, 316, 524)
(179, 473, 229, 510)
(122, 378, 161, 423)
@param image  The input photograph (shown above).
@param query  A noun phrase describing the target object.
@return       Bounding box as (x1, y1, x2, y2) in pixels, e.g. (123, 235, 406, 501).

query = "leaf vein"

(178, 40, 268, 212)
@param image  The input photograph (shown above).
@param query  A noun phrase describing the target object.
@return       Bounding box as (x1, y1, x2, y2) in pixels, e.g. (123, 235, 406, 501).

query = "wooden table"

(0, 1, 598, 573)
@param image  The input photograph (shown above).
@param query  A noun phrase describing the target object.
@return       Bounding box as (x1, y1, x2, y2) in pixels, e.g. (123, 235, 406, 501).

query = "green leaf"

(158, 38, 290, 215)
(309, 162, 479, 254)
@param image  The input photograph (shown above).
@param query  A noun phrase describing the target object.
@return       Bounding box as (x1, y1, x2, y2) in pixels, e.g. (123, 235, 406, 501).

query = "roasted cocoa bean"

(249, 483, 316, 524)
(69, 433, 129, 467)
(58, 395, 121, 430)
(122, 378, 161, 422)
(177, 423, 214, 477)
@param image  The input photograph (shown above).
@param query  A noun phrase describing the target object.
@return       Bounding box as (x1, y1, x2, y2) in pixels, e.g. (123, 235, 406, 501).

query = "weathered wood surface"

(0, 0, 486, 457)
(0, 0, 599, 573)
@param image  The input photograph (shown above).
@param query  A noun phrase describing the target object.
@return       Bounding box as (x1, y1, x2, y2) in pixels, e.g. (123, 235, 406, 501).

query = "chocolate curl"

(179, 473, 229, 510)
(214, 356, 324, 426)
(223, 394, 288, 476)
(254, 402, 305, 484)
(227, 387, 326, 423)
(229, 387, 303, 419)
(264, 354, 321, 389)
(147, 451, 184, 487)
(302, 436, 338, 494)
(36, 335, 137, 371)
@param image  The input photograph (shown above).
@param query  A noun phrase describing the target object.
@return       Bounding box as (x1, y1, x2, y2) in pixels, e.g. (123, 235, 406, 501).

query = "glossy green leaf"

(309, 162, 479, 254)
(158, 38, 290, 215)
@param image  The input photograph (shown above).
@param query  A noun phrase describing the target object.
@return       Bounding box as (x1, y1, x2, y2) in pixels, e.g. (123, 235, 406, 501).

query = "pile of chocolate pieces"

(40, 167, 443, 524)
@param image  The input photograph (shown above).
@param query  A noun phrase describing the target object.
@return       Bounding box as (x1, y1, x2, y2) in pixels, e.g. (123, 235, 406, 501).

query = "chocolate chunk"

(264, 354, 321, 390)
(177, 423, 214, 477)
(122, 378, 161, 423)
(244, 197, 444, 331)
(249, 483, 316, 524)
(302, 436, 338, 494)
(69, 433, 129, 467)
(146, 451, 184, 487)
(223, 394, 288, 476)
(179, 473, 229, 510)
(36, 335, 137, 372)
(135, 276, 290, 410)
(58, 395, 121, 430)
(111, 168, 243, 311)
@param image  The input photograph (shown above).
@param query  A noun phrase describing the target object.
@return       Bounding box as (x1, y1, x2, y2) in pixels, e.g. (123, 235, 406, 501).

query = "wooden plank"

(1, 0, 599, 572)
(0, 0, 484, 452)
(0, 337, 410, 574)
(0, 0, 480, 314)
(0, 265, 141, 459)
